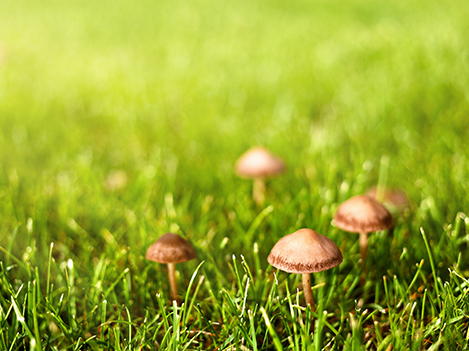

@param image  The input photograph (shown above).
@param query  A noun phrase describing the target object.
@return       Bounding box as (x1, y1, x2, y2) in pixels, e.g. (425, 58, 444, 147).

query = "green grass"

(1, 0, 469, 349)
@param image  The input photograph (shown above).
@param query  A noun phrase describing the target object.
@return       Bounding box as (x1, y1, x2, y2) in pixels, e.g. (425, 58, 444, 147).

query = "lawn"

(1, 0, 469, 349)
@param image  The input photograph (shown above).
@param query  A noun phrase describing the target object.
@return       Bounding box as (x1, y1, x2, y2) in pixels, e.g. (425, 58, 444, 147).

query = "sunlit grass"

(0, 0, 469, 349)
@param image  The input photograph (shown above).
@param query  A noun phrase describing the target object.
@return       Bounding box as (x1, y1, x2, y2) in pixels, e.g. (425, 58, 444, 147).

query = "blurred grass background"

(1, 0, 469, 256)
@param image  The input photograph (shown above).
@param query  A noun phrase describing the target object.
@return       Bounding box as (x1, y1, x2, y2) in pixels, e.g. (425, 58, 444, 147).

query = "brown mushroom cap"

(267, 228, 343, 274)
(146, 233, 196, 264)
(333, 195, 393, 233)
(235, 146, 286, 178)
(366, 187, 409, 209)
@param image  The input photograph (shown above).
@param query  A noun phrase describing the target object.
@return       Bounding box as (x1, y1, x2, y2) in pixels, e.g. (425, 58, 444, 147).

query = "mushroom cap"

(146, 233, 196, 264)
(333, 195, 393, 233)
(267, 228, 343, 274)
(235, 146, 286, 178)
(366, 187, 409, 210)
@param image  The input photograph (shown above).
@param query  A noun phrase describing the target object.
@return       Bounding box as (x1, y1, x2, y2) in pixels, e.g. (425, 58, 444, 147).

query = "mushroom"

(235, 146, 286, 205)
(333, 195, 393, 264)
(267, 228, 343, 310)
(146, 233, 196, 304)
(366, 186, 409, 214)
(105, 170, 128, 191)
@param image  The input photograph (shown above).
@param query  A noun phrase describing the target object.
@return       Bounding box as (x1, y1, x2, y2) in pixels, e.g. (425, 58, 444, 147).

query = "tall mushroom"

(333, 195, 393, 264)
(267, 228, 343, 310)
(235, 146, 285, 205)
(146, 233, 196, 304)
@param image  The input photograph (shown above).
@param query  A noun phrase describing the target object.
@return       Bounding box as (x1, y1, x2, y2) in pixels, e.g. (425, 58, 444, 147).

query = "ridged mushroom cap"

(334, 195, 393, 233)
(235, 146, 286, 178)
(146, 233, 196, 264)
(267, 228, 343, 274)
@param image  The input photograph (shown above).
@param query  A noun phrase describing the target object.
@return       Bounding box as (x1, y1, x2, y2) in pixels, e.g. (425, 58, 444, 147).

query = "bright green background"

(1, 0, 469, 349)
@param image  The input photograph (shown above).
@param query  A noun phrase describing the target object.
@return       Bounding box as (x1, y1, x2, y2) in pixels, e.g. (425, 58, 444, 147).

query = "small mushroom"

(105, 170, 128, 191)
(267, 228, 343, 310)
(146, 233, 196, 304)
(366, 186, 409, 214)
(333, 195, 393, 264)
(235, 146, 285, 205)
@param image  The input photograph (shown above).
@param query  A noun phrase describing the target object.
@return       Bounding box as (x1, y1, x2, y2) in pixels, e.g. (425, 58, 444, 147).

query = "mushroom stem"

(167, 262, 179, 304)
(253, 178, 266, 205)
(302, 273, 316, 311)
(359, 232, 368, 264)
